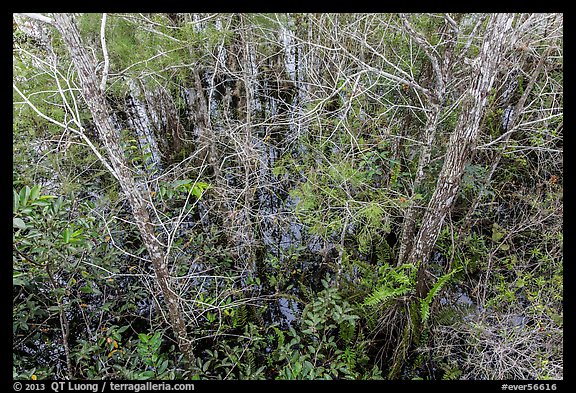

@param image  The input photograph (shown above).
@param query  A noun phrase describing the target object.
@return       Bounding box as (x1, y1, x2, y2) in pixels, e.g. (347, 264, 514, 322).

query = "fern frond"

(233, 304, 248, 328)
(364, 284, 411, 307)
(420, 266, 462, 324)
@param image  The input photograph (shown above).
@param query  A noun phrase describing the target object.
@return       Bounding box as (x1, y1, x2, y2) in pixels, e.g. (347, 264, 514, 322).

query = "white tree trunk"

(51, 13, 193, 361)
(407, 13, 515, 297)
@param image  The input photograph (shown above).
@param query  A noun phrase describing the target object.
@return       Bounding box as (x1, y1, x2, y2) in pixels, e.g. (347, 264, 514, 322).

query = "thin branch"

(455, 14, 488, 63)
(16, 13, 53, 25)
(13, 83, 119, 182)
(99, 13, 109, 92)
(400, 13, 444, 96)
(338, 42, 434, 102)
(444, 13, 459, 33)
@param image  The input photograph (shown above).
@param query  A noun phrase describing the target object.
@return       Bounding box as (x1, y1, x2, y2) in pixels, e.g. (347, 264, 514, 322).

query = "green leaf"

(158, 359, 168, 375)
(62, 228, 71, 243)
(138, 333, 150, 343)
(37, 195, 57, 201)
(191, 181, 210, 199)
(92, 285, 102, 296)
(364, 285, 411, 307)
(19, 186, 31, 207)
(191, 186, 202, 199)
(31, 200, 52, 207)
(13, 190, 19, 212)
(13, 217, 27, 229)
(70, 228, 85, 243)
(138, 370, 155, 380)
(30, 185, 41, 201)
(491, 223, 504, 242)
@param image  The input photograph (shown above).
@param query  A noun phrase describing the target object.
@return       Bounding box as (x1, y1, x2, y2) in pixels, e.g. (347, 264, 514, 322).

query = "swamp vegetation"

(12, 13, 562, 380)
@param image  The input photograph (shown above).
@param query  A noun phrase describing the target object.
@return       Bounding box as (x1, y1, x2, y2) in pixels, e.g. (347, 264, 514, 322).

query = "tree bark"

(52, 13, 194, 361)
(397, 104, 441, 265)
(406, 13, 515, 297)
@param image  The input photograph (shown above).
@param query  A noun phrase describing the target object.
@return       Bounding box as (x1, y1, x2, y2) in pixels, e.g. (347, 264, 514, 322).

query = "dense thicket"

(13, 13, 562, 380)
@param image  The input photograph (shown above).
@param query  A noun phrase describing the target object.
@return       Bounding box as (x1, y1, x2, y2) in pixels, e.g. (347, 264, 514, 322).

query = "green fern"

(232, 304, 248, 328)
(441, 362, 463, 380)
(420, 266, 462, 324)
(364, 285, 411, 307)
(358, 227, 372, 255)
(273, 326, 285, 350)
(363, 263, 416, 307)
(244, 347, 256, 374)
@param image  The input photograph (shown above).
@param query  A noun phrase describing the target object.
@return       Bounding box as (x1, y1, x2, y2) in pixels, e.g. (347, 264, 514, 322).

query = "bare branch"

(13, 83, 119, 182)
(99, 13, 109, 92)
(16, 13, 53, 25)
(400, 13, 444, 97)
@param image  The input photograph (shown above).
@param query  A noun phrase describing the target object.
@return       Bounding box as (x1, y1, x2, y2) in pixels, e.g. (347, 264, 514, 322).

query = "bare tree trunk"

(406, 13, 515, 298)
(397, 105, 441, 264)
(125, 78, 162, 169)
(52, 13, 193, 361)
(396, 14, 457, 265)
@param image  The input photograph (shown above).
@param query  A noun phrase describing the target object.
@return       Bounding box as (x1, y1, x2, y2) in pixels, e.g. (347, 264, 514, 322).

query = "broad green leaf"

(138, 370, 155, 380)
(19, 186, 31, 207)
(158, 359, 168, 375)
(191, 182, 210, 199)
(30, 185, 41, 201)
(31, 200, 52, 207)
(492, 231, 504, 242)
(13, 217, 27, 229)
(52, 197, 63, 214)
(79, 285, 93, 294)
